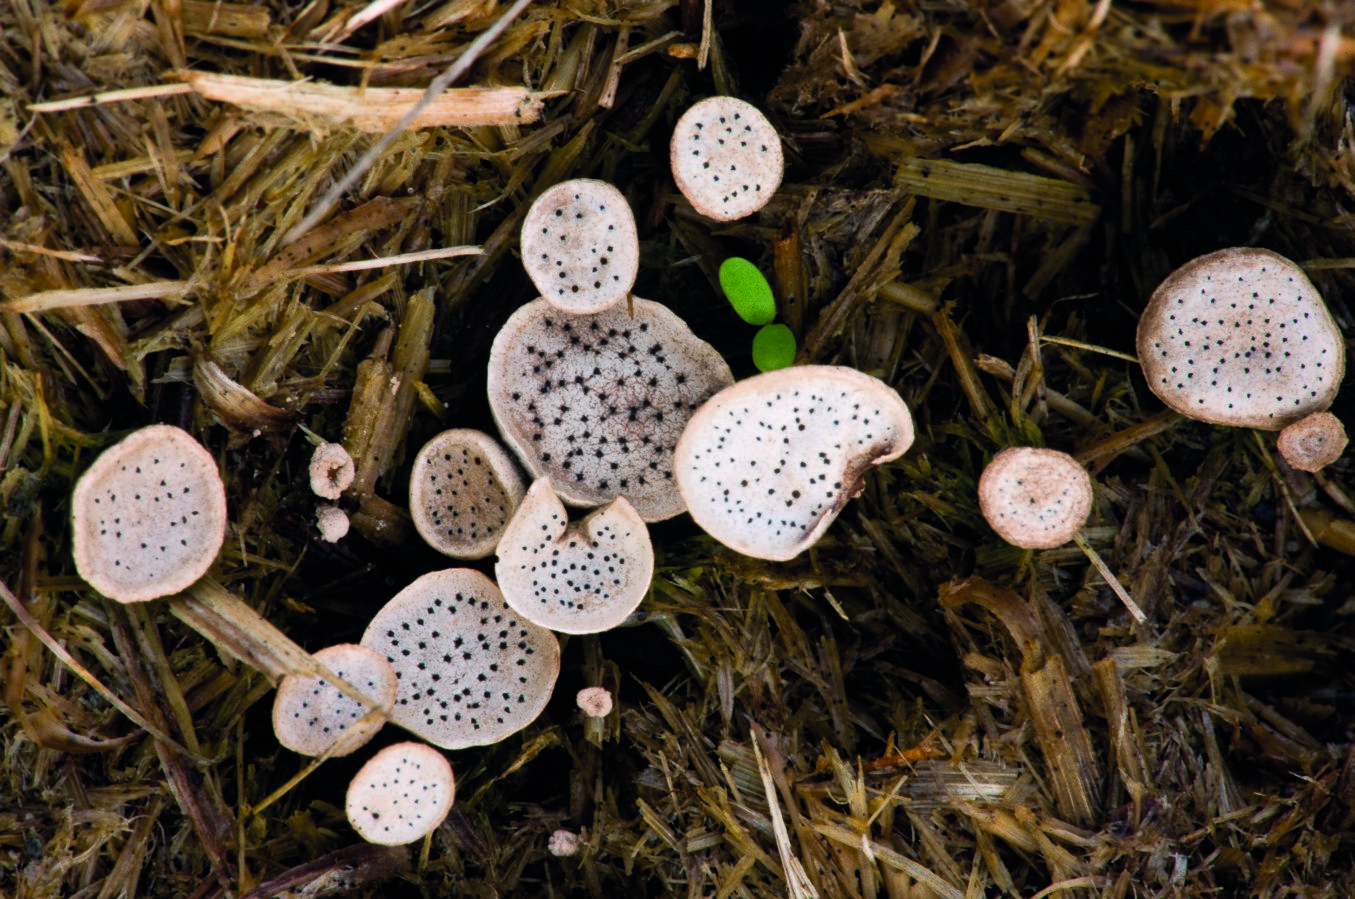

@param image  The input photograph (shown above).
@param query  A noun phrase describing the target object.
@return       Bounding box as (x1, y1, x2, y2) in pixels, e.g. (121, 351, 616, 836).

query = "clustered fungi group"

(62, 90, 1349, 854)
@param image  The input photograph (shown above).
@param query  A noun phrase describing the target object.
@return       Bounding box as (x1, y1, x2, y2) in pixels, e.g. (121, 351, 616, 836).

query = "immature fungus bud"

(488, 297, 733, 521)
(1137, 248, 1345, 429)
(361, 569, 560, 749)
(548, 829, 581, 857)
(674, 366, 915, 561)
(576, 687, 613, 719)
(409, 429, 526, 559)
(346, 741, 454, 846)
(671, 96, 783, 221)
(496, 479, 653, 634)
(1277, 411, 1348, 472)
(310, 442, 355, 500)
(977, 447, 1092, 549)
(316, 505, 350, 543)
(272, 643, 397, 757)
(521, 179, 639, 314)
(71, 424, 228, 603)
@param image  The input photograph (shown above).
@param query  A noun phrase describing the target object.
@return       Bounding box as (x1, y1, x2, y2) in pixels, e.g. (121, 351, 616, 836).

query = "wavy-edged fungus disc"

(488, 297, 733, 521)
(671, 97, 782, 222)
(71, 424, 227, 603)
(272, 643, 397, 757)
(361, 569, 560, 749)
(410, 429, 526, 559)
(576, 687, 613, 718)
(1277, 412, 1348, 472)
(1137, 248, 1345, 430)
(310, 442, 354, 500)
(346, 742, 454, 846)
(521, 179, 639, 314)
(674, 366, 914, 561)
(496, 478, 653, 634)
(978, 448, 1092, 550)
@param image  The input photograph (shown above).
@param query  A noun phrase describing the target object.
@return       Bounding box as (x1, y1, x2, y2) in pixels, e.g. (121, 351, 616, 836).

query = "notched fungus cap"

(272, 643, 397, 757)
(496, 478, 653, 634)
(978, 447, 1092, 550)
(410, 429, 526, 559)
(521, 179, 639, 314)
(346, 741, 454, 846)
(674, 366, 915, 561)
(488, 297, 733, 522)
(310, 442, 355, 500)
(671, 96, 783, 222)
(1137, 247, 1345, 430)
(576, 687, 613, 718)
(361, 569, 560, 750)
(1277, 411, 1348, 472)
(71, 424, 228, 603)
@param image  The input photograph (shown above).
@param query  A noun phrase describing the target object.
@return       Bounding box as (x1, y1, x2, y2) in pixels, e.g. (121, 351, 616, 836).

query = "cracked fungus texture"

(361, 569, 559, 750)
(410, 429, 525, 559)
(488, 297, 732, 521)
(1137, 248, 1345, 430)
(675, 366, 915, 561)
(671, 96, 782, 222)
(521, 179, 638, 314)
(978, 448, 1091, 550)
(346, 742, 454, 846)
(272, 643, 396, 757)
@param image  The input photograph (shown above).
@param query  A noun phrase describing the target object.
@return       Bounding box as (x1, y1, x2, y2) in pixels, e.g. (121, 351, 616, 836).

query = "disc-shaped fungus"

(674, 366, 915, 561)
(409, 429, 526, 559)
(521, 179, 639, 314)
(977, 447, 1092, 550)
(495, 478, 653, 634)
(346, 741, 454, 845)
(670, 96, 783, 222)
(71, 424, 228, 603)
(272, 643, 397, 757)
(309, 442, 355, 500)
(1277, 411, 1348, 472)
(361, 569, 560, 749)
(487, 297, 733, 521)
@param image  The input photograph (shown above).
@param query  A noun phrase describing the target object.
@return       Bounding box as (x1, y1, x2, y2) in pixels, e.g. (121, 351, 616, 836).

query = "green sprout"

(752, 324, 796, 372)
(718, 257, 796, 371)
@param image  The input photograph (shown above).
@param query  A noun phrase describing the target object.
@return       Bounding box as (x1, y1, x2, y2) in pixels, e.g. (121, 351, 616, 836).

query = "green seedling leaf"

(752, 324, 796, 372)
(719, 257, 776, 325)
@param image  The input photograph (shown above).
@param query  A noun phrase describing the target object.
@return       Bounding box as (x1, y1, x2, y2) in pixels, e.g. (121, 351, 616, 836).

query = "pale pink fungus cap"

(978, 447, 1092, 549)
(671, 96, 783, 221)
(346, 741, 454, 845)
(575, 687, 613, 719)
(548, 829, 581, 856)
(521, 179, 639, 314)
(409, 429, 526, 559)
(310, 442, 355, 500)
(1277, 411, 1348, 472)
(272, 643, 396, 757)
(316, 505, 350, 543)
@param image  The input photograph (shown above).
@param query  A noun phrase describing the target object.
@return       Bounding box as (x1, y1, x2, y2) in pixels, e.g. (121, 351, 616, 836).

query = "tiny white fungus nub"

(409, 429, 526, 559)
(521, 179, 639, 314)
(346, 741, 454, 846)
(272, 643, 397, 757)
(670, 96, 783, 222)
(71, 424, 228, 603)
(310, 443, 355, 500)
(1276, 411, 1348, 472)
(977, 448, 1092, 550)
(576, 687, 613, 718)
(316, 505, 350, 543)
(548, 829, 581, 856)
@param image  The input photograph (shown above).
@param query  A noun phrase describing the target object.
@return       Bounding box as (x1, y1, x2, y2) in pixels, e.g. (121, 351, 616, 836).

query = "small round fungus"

(71, 424, 228, 603)
(316, 504, 350, 543)
(977, 448, 1092, 550)
(310, 442, 355, 500)
(576, 687, 613, 718)
(487, 297, 733, 521)
(521, 179, 639, 314)
(496, 479, 653, 634)
(549, 829, 581, 857)
(361, 569, 560, 749)
(1137, 248, 1345, 430)
(272, 643, 397, 757)
(671, 96, 783, 222)
(346, 741, 454, 846)
(1276, 411, 1348, 472)
(674, 366, 915, 561)
(410, 429, 526, 559)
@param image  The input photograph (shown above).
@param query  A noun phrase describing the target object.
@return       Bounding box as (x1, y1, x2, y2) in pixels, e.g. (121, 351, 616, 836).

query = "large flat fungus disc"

(361, 569, 559, 750)
(346, 742, 454, 845)
(670, 96, 783, 222)
(521, 179, 639, 314)
(409, 429, 526, 559)
(272, 643, 397, 757)
(674, 366, 915, 561)
(1137, 248, 1345, 430)
(488, 297, 733, 521)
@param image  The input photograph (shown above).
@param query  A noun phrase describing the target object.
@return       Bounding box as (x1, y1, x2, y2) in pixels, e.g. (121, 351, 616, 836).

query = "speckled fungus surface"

(1137, 248, 1345, 430)
(346, 742, 454, 846)
(272, 643, 397, 757)
(361, 569, 560, 750)
(1277, 411, 1348, 472)
(496, 478, 652, 634)
(674, 366, 914, 561)
(488, 297, 733, 521)
(71, 424, 228, 603)
(409, 429, 526, 559)
(316, 505, 349, 543)
(521, 179, 639, 314)
(671, 96, 782, 221)
(977, 447, 1092, 550)
(309, 442, 354, 500)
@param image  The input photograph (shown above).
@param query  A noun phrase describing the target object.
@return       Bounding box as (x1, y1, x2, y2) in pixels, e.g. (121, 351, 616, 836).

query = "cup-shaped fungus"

(487, 297, 733, 521)
(521, 179, 639, 314)
(272, 643, 397, 757)
(1276, 411, 1348, 472)
(977, 448, 1092, 549)
(576, 687, 613, 718)
(361, 569, 560, 749)
(346, 741, 454, 845)
(671, 96, 783, 222)
(409, 429, 526, 559)
(310, 442, 355, 500)
(496, 478, 653, 634)
(674, 366, 915, 561)
(71, 424, 228, 602)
